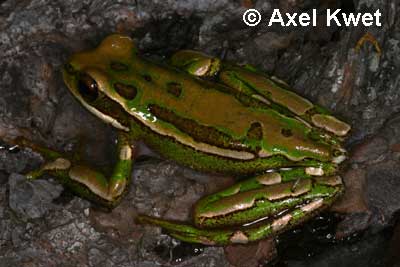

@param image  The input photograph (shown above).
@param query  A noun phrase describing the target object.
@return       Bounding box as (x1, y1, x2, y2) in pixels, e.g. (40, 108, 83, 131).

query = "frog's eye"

(78, 73, 99, 102)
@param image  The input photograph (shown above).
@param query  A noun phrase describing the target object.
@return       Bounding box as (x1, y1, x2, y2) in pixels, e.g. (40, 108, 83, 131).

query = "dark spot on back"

(281, 128, 292, 137)
(166, 82, 182, 97)
(247, 122, 263, 140)
(114, 83, 137, 100)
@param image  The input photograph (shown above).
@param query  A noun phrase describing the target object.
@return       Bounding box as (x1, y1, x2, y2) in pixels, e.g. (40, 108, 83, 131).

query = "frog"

(13, 34, 350, 246)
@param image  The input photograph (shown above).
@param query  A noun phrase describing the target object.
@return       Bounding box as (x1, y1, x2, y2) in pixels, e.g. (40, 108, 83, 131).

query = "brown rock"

(331, 168, 369, 214)
(224, 238, 277, 267)
(351, 136, 388, 164)
(163, 184, 204, 221)
(332, 167, 371, 239)
(241, 0, 253, 8)
(390, 143, 400, 152)
(90, 199, 142, 242)
(254, 32, 295, 53)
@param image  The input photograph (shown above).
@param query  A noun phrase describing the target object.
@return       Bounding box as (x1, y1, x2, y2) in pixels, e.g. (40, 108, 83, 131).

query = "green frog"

(15, 34, 350, 245)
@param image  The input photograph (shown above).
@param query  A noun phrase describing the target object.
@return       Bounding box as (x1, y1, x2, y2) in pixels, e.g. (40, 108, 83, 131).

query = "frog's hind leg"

(216, 65, 351, 139)
(169, 50, 350, 145)
(13, 132, 135, 208)
(137, 194, 338, 245)
(137, 168, 344, 245)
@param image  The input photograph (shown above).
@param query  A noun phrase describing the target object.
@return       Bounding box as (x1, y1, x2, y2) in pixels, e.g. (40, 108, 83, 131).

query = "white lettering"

(374, 9, 382, 26)
(268, 9, 285, 26)
(286, 13, 298, 26)
(342, 13, 361, 26)
(313, 9, 317, 26)
(327, 9, 341, 26)
(362, 13, 373, 26)
(263, 9, 382, 28)
(298, 13, 310, 26)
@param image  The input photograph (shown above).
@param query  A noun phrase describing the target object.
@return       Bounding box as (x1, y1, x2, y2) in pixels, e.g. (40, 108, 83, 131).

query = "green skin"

(16, 34, 350, 246)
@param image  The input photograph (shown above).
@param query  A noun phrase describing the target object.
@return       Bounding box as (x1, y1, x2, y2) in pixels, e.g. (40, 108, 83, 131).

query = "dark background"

(0, 0, 399, 266)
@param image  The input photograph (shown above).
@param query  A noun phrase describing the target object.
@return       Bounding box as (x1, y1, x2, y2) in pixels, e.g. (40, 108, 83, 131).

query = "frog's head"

(62, 34, 138, 131)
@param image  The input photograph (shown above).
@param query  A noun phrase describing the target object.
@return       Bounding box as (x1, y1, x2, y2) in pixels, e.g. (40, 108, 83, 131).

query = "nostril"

(64, 63, 75, 75)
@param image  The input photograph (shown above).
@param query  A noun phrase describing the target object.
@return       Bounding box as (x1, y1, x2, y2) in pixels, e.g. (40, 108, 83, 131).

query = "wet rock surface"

(0, 0, 399, 266)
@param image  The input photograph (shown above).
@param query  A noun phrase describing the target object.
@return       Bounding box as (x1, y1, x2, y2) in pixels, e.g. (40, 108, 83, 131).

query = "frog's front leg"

(137, 168, 344, 245)
(13, 132, 135, 208)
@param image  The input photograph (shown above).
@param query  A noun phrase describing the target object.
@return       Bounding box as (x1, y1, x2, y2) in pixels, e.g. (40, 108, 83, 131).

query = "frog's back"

(110, 57, 334, 164)
(65, 34, 341, 171)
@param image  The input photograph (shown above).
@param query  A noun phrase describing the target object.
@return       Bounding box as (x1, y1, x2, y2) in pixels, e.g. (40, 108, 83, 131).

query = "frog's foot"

(137, 168, 344, 245)
(12, 133, 135, 208)
(10, 136, 67, 179)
